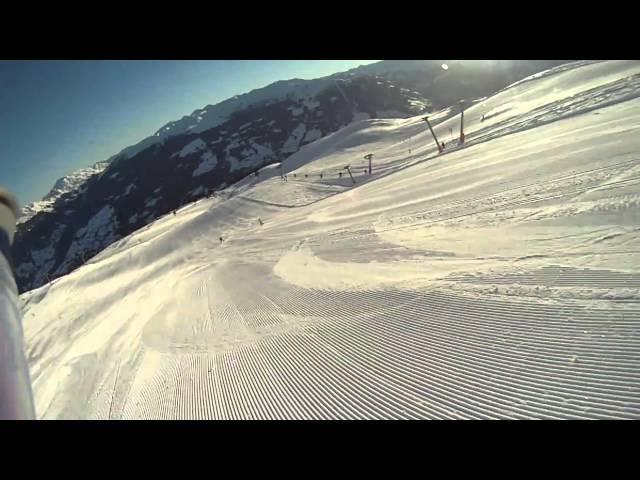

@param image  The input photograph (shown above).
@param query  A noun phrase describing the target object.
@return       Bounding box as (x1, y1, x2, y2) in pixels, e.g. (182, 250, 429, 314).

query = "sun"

(441, 63, 449, 70)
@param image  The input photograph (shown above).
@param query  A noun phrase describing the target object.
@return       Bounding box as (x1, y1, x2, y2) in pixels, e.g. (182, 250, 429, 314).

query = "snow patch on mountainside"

(352, 112, 371, 122)
(193, 151, 218, 177)
(228, 155, 241, 172)
(173, 138, 207, 158)
(15, 224, 67, 285)
(288, 106, 304, 116)
(303, 128, 323, 143)
(145, 197, 160, 208)
(282, 123, 307, 153)
(58, 205, 119, 270)
(18, 162, 109, 224)
(190, 185, 205, 197)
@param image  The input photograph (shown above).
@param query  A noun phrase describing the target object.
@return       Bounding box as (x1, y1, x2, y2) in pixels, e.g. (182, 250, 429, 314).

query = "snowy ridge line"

(467, 73, 640, 148)
(500, 61, 602, 92)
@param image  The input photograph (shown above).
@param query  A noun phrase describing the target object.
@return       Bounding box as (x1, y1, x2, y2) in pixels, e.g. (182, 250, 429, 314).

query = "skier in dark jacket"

(0, 189, 36, 419)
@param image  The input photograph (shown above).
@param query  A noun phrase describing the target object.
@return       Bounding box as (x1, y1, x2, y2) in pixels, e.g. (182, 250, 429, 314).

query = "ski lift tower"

(423, 116, 443, 154)
(364, 153, 374, 175)
(344, 165, 356, 184)
(458, 100, 466, 145)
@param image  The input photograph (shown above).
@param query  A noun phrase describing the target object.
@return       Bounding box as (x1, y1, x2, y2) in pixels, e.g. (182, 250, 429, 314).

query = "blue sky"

(0, 60, 377, 205)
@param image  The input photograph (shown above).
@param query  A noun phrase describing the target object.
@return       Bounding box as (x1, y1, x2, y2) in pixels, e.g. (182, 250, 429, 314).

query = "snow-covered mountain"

(102, 61, 571, 165)
(13, 60, 569, 293)
(20, 60, 640, 419)
(18, 161, 110, 224)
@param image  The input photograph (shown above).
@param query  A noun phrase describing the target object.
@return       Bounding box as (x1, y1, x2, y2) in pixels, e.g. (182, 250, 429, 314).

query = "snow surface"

(192, 151, 218, 177)
(288, 106, 304, 116)
(227, 155, 241, 172)
(20, 60, 640, 419)
(173, 138, 207, 158)
(352, 112, 371, 122)
(281, 123, 307, 153)
(15, 224, 66, 287)
(58, 205, 119, 272)
(189, 185, 205, 197)
(303, 128, 323, 144)
(145, 197, 160, 208)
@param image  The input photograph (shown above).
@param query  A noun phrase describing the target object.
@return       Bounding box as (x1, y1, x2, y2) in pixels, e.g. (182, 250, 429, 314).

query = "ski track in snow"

(21, 60, 640, 419)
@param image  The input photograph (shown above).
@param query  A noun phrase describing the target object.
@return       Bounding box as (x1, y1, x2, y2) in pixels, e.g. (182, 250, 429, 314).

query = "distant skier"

(258, 218, 264, 226)
(173, 210, 177, 216)
(0, 189, 36, 419)
(481, 114, 485, 122)
(219, 236, 224, 244)
(441, 141, 446, 150)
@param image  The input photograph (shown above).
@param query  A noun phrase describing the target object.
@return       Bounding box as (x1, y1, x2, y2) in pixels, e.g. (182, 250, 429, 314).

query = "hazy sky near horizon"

(0, 60, 377, 205)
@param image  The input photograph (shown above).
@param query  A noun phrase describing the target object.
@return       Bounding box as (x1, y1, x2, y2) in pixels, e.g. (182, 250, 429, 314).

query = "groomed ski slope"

(21, 60, 640, 419)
